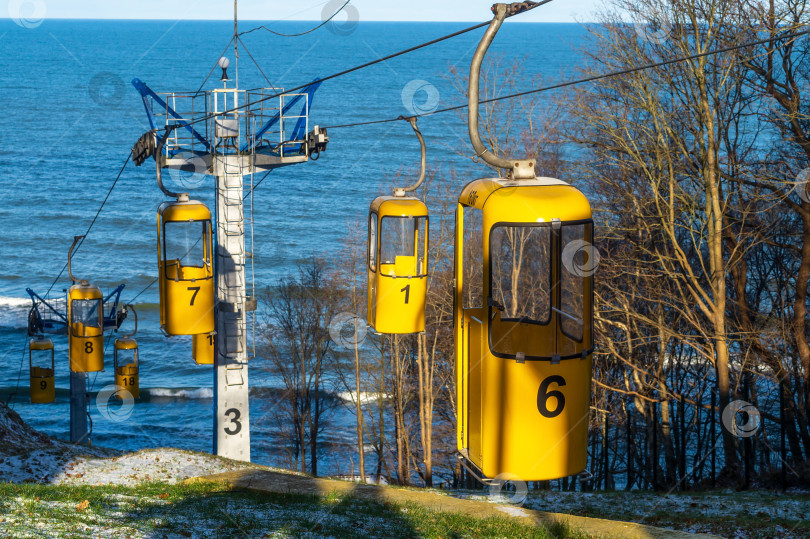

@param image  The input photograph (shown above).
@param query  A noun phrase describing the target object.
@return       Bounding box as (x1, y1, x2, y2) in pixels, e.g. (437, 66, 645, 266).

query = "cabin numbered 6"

(455, 177, 594, 481)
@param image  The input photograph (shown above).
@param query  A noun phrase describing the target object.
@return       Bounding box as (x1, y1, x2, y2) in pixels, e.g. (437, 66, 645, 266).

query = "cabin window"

(379, 216, 428, 277)
(488, 220, 594, 361)
(71, 299, 102, 328)
(489, 225, 552, 325)
(559, 223, 593, 343)
(462, 206, 484, 310)
(368, 213, 378, 272)
(163, 221, 209, 273)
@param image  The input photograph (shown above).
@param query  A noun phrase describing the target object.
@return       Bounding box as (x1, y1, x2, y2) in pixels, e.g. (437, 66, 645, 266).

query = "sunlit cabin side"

(367, 196, 429, 334)
(157, 198, 215, 336)
(192, 332, 215, 365)
(455, 177, 594, 481)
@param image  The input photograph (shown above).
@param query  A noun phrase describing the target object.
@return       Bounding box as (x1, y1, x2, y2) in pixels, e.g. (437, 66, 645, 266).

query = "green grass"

(534, 489, 810, 538)
(0, 481, 592, 538)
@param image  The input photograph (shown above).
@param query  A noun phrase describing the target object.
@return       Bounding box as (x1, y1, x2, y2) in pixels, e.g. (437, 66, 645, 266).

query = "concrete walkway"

(189, 469, 720, 539)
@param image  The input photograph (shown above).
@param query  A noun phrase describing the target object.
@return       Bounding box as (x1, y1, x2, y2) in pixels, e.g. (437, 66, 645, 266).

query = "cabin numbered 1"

(367, 197, 429, 334)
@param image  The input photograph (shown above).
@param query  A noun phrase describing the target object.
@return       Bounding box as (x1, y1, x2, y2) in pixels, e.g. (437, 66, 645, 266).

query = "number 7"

(188, 286, 201, 306)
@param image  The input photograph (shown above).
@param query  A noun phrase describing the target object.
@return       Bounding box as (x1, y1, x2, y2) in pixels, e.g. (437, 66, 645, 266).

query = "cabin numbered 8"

(66, 236, 104, 373)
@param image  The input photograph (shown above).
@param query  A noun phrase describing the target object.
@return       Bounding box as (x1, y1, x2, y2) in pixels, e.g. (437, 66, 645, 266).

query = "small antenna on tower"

(234, 0, 239, 89)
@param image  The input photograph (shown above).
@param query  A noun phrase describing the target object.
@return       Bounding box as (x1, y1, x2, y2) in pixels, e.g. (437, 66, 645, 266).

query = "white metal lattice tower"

(132, 31, 327, 462)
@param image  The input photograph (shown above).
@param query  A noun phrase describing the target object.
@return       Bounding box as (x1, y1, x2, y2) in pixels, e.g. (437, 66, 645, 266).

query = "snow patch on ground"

(493, 504, 531, 518)
(0, 446, 260, 486)
(50, 447, 257, 486)
(447, 488, 810, 538)
(0, 401, 261, 486)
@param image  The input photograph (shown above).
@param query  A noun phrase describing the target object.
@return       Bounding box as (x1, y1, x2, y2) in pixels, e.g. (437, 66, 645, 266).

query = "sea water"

(0, 18, 588, 473)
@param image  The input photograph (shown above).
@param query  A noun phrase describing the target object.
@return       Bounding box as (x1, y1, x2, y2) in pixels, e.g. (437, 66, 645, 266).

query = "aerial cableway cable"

(321, 27, 810, 130)
(175, 0, 554, 130)
(238, 0, 353, 38)
(43, 152, 132, 298)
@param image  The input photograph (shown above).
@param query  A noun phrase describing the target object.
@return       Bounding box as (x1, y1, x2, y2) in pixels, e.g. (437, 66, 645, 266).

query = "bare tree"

(258, 259, 341, 476)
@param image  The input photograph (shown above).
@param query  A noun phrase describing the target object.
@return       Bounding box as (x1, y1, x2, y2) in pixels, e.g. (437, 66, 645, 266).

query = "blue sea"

(0, 18, 588, 474)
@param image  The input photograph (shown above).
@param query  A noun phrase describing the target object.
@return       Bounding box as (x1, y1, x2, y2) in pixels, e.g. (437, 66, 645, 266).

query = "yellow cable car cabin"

(68, 283, 104, 372)
(192, 332, 215, 365)
(157, 196, 215, 336)
(455, 177, 595, 481)
(29, 337, 55, 403)
(114, 337, 140, 399)
(367, 196, 428, 334)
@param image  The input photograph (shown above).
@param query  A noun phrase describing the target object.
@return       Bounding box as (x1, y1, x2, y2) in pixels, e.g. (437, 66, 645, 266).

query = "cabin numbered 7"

(157, 195, 215, 336)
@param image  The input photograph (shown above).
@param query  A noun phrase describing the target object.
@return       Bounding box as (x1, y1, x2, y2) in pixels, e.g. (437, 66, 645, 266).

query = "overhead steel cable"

(171, 1, 553, 131)
(237, 36, 277, 88)
(238, 0, 353, 37)
(321, 27, 810, 130)
(43, 152, 132, 298)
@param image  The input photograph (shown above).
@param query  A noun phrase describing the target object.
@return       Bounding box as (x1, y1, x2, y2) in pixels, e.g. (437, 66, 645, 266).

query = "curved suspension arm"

(123, 304, 138, 338)
(156, 126, 186, 199)
(395, 116, 427, 195)
(67, 235, 88, 285)
(468, 3, 520, 171)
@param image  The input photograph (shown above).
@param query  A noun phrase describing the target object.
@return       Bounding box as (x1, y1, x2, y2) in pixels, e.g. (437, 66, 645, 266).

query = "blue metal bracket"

(242, 80, 322, 154)
(25, 284, 128, 335)
(131, 78, 213, 154)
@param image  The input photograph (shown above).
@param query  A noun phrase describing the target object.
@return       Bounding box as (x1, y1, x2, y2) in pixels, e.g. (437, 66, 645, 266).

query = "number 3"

(224, 408, 242, 435)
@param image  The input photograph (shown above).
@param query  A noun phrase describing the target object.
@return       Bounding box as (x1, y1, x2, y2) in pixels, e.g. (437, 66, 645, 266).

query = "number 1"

(401, 285, 410, 304)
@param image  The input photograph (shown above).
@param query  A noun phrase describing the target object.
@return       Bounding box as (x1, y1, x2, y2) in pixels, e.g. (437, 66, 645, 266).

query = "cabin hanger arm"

(394, 116, 427, 197)
(468, 3, 537, 180)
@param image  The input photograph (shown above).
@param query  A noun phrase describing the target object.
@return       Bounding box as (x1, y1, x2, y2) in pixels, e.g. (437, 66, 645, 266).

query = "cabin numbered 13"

(157, 194, 215, 336)
(192, 332, 215, 365)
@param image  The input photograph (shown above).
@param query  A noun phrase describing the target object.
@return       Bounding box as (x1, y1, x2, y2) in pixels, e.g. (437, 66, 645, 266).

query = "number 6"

(537, 375, 566, 418)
